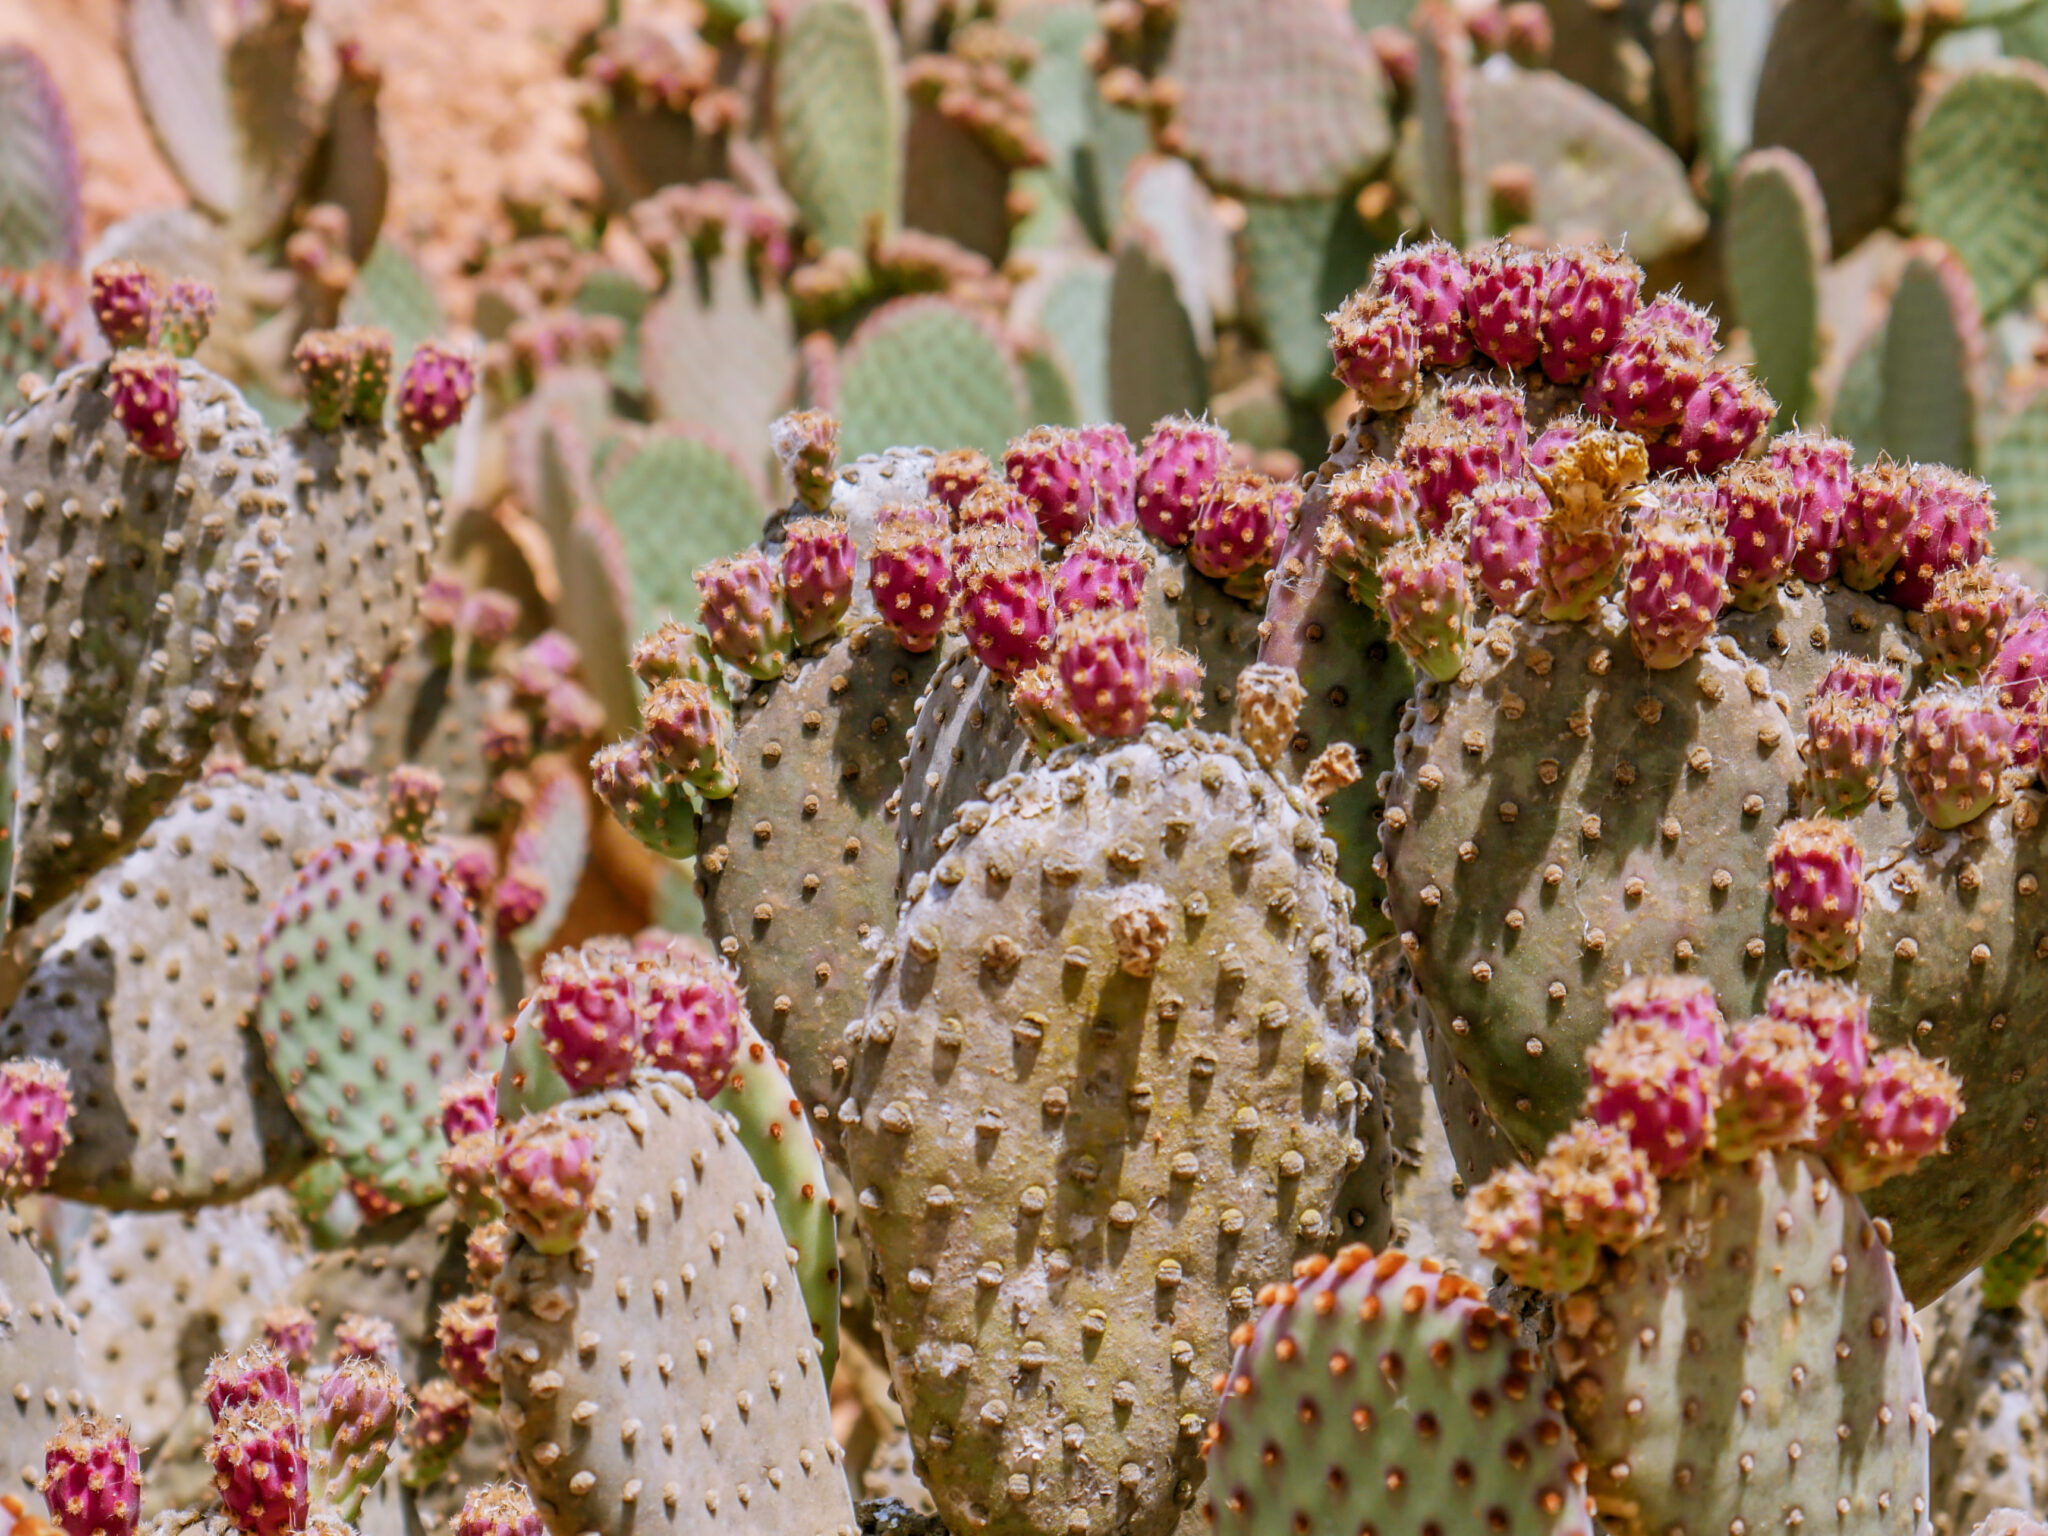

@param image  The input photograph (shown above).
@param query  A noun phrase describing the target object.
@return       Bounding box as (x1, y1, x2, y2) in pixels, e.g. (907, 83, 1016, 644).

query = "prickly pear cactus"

(1, 359, 290, 916)
(493, 1073, 857, 1536)
(255, 838, 493, 1208)
(0, 772, 377, 1207)
(845, 724, 1387, 1536)
(1, 1213, 92, 1497)
(1925, 1275, 2048, 1535)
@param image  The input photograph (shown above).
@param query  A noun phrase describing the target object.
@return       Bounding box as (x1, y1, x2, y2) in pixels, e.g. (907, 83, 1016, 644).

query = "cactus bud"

(1764, 971, 1871, 1140)
(0, 1059, 72, 1194)
(1464, 240, 1546, 372)
(345, 329, 394, 423)
(330, 1313, 398, 1366)
(1374, 239, 1473, 368)
(1622, 492, 1731, 670)
(1585, 302, 1712, 433)
(1187, 469, 1285, 599)
(1319, 460, 1419, 604)
(1719, 458, 1797, 610)
(208, 1398, 309, 1536)
(695, 551, 792, 680)
(1465, 478, 1546, 614)
(1768, 818, 1865, 972)
(1837, 1049, 1963, 1193)
(629, 620, 720, 690)
(1327, 289, 1420, 411)
(640, 947, 743, 1099)
(1918, 563, 2014, 682)
(1011, 662, 1087, 754)
(454, 1485, 542, 1536)
(1799, 692, 1897, 816)
(1647, 367, 1773, 478)
(435, 1294, 500, 1407)
(309, 1358, 408, 1521)
(1900, 685, 2016, 829)
(1379, 535, 1472, 683)
(1149, 646, 1205, 728)
(1586, 1017, 1717, 1177)
(398, 343, 475, 449)
(770, 410, 839, 513)
(1884, 466, 1996, 612)
(1233, 663, 1305, 771)
(204, 1343, 299, 1422)
(42, 1419, 141, 1536)
(591, 738, 703, 858)
(1007, 425, 1098, 546)
(533, 947, 643, 1092)
(399, 1379, 471, 1491)
(383, 766, 443, 842)
(1054, 527, 1151, 615)
(108, 352, 183, 461)
(1136, 416, 1232, 547)
(1774, 432, 1854, 584)
(1464, 1163, 1597, 1292)
(927, 448, 992, 515)
(496, 1115, 599, 1254)
(89, 262, 157, 350)
(958, 541, 1056, 682)
(869, 507, 952, 652)
(259, 1308, 317, 1371)
(779, 516, 856, 646)
(1057, 611, 1152, 740)
(1078, 423, 1137, 528)
(1714, 1017, 1821, 1161)
(1538, 243, 1643, 383)
(1537, 1121, 1658, 1254)
(156, 280, 216, 359)
(1605, 973, 1725, 1067)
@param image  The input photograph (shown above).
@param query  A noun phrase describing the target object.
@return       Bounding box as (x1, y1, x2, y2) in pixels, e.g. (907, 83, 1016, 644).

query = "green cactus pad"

(0, 270, 79, 411)
(1240, 194, 1384, 403)
(600, 427, 766, 641)
(0, 513, 20, 933)
(255, 837, 494, 1207)
(1407, 5, 1469, 246)
(1018, 341, 1080, 429)
(1108, 234, 1209, 435)
(1925, 1276, 2046, 1532)
(556, 503, 641, 734)
(241, 422, 447, 769)
(1696, 0, 1775, 180)
(903, 102, 1014, 262)
(495, 1072, 857, 1536)
(1907, 62, 2048, 320)
(3, 359, 291, 917)
(1, 1213, 93, 1498)
(1553, 1150, 1929, 1536)
(836, 298, 1027, 463)
(1727, 148, 1829, 429)
(1986, 386, 2048, 566)
(1160, 0, 1392, 199)
(1, 773, 377, 1207)
(0, 44, 82, 271)
(340, 241, 447, 375)
(1028, 254, 1113, 427)
(846, 727, 1389, 1536)
(223, 0, 327, 246)
(121, 0, 238, 216)
(699, 624, 945, 1131)
(1209, 1247, 1593, 1536)
(640, 248, 798, 483)
(773, 0, 903, 251)
(1870, 240, 1983, 472)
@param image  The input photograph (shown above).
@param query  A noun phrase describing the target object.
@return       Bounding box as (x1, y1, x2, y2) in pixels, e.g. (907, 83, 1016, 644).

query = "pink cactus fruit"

(1316, 460, 1419, 601)
(1187, 469, 1286, 596)
(260, 1307, 318, 1371)
(205, 1343, 300, 1421)
(1883, 466, 1997, 612)
(1587, 1014, 1717, 1177)
(1077, 423, 1137, 528)
(533, 945, 643, 1091)
(1918, 563, 2015, 683)
(1149, 646, 1205, 728)
(769, 409, 839, 514)
(1437, 380, 1531, 469)
(1813, 655, 1906, 710)
(640, 944, 744, 1099)
(329, 1313, 399, 1366)
(440, 1131, 501, 1226)
(1372, 239, 1473, 368)
(1992, 607, 2048, 764)
(492, 865, 546, 939)
(1584, 297, 1714, 433)
(1622, 490, 1731, 670)
(310, 1357, 408, 1508)
(1378, 534, 1472, 683)
(1398, 413, 1514, 535)
(1464, 478, 1546, 613)
(1054, 527, 1150, 615)
(1836, 459, 1916, 592)
(868, 506, 953, 652)
(1763, 970, 1871, 1139)
(695, 550, 793, 679)
(641, 678, 732, 792)
(208, 1398, 309, 1536)
(1800, 687, 1898, 816)
(42, 1419, 141, 1536)
(1463, 1162, 1599, 1292)
(630, 619, 721, 691)
(1327, 288, 1421, 411)
(1012, 662, 1088, 754)
(397, 343, 476, 449)
(108, 352, 183, 461)
(1837, 1048, 1963, 1192)
(1006, 425, 1098, 546)
(1538, 243, 1644, 383)
(1767, 817, 1865, 972)
(1057, 610, 1153, 740)
(454, 1485, 542, 1536)
(1135, 416, 1232, 547)
(1718, 458, 1798, 610)
(157, 279, 216, 360)
(954, 482, 1040, 551)
(958, 540, 1056, 681)
(438, 1074, 497, 1144)
(779, 516, 856, 646)
(1463, 239, 1547, 372)
(90, 262, 157, 350)
(382, 766, 442, 843)
(403, 1378, 472, 1488)
(436, 1294, 500, 1407)
(1713, 1016, 1821, 1162)
(1534, 1120, 1658, 1253)
(927, 448, 992, 516)
(1899, 685, 2016, 829)
(1604, 973, 1726, 1068)
(465, 1221, 512, 1288)
(495, 1115, 599, 1255)
(1645, 367, 1774, 477)
(0, 1059, 72, 1192)
(1773, 432, 1854, 583)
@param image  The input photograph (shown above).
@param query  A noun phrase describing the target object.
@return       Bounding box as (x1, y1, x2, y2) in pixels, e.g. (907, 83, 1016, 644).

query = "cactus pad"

(640, 249, 798, 477)
(1727, 148, 1829, 429)
(599, 428, 766, 641)
(1870, 241, 1983, 472)
(0, 45, 82, 272)
(1, 1214, 92, 1498)
(837, 299, 1028, 464)
(121, 0, 237, 217)
(1906, 62, 2048, 320)
(255, 839, 493, 1208)
(772, 0, 903, 251)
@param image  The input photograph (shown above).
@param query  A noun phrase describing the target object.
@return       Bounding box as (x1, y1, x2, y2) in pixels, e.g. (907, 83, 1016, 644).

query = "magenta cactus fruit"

(439, 1074, 496, 1143)
(1078, 422, 1137, 527)
(1535, 1120, 1658, 1252)
(1006, 425, 1097, 546)
(1764, 971, 1872, 1140)
(1814, 654, 1906, 711)
(1772, 432, 1854, 583)
(779, 516, 856, 646)
(1603, 973, 1726, 1068)
(1718, 458, 1797, 610)
(1397, 412, 1513, 534)
(1463, 239, 1546, 371)
(1838, 1048, 1963, 1192)
(383, 765, 442, 843)
(345, 328, 395, 422)
(1054, 527, 1150, 615)
(1884, 465, 1996, 611)
(1316, 459, 1419, 601)
(402, 1378, 471, 1489)
(1464, 478, 1546, 613)
(42, 1418, 141, 1536)
(1622, 493, 1731, 669)
(958, 541, 1056, 681)
(204, 1343, 300, 1421)
(1532, 424, 1645, 621)
(496, 1117, 599, 1255)
(465, 1221, 511, 1287)
(209, 1397, 310, 1536)
(1149, 646, 1205, 728)
(260, 1307, 318, 1370)
(1767, 817, 1865, 972)
(292, 331, 355, 433)
(436, 1294, 500, 1407)
(1436, 380, 1530, 458)
(89, 262, 157, 349)
(927, 447, 992, 515)
(639, 946, 744, 1098)
(532, 946, 643, 1092)
(1135, 416, 1231, 547)
(628, 619, 719, 691)
(1378, 535, 1472, 683)
(1899, 685, 2016, 829)
(1713, 1017, 1820, 1161)
(157, 279, 216, 359)
(869, 506, 952, 652)
(955, 481, 1039, 546)
(1326, 288, 1421, 410)
(1646, 366, 1774, 476)
(329, 1314, 399, 1366)
(108, 351, 183, 461)
(1187, 469, 1285, 596)
(1538, 242, 1643, 382)
(1585, 1017, 1716, 1177)
(440, 1131, 500, 1225)
(695, 550, 793, 680)
(1373, 238, 1473, 368)
(1919, 563, 2015, 682)
(1992, 608, 2048, 764)
(397, 342, 476, 449)
(1057, 610, 1153, 739)
(0, 1058, 72, 1192)
(1584, 303, 1712, 432)
(769, 409, 839, 513)
(454, 1485, 542, 1536)
(1800, 691, 1898, 815)
(1837, 459, 1916, 591)
(1463, 1162, 1598, 1292)
(1011, 662, 1087, 754)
